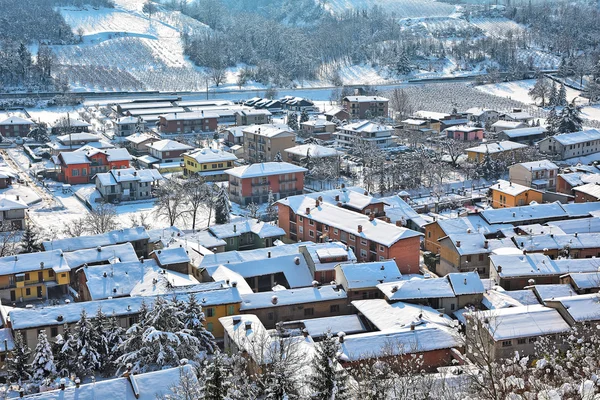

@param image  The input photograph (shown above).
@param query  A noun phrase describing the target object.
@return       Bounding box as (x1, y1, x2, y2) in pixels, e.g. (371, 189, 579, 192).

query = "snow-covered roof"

(240, 284, 346, 310)
(514, 232, 600, 252)
(152, 247, 190, 266)
(482, 289, 527, 309)
(492, 179, 539, 197)
(490, 253, 600, 278)
(76, 148, 132, 163)
(125, 133, 157, 144)
(480, 202, 569, 225)
(56, 132, 101, 144)
(0, 328, 14, 351)
(378, 277, 455, 300)
(491, 120, 527, 129)
(546, 293, 600, 323)
(562, 202, 600, 218)
(0, 116, 33, 125)
(284, 144, 341, 158)
(55, 118, 91, 128)
(278, 196, 421, 247)
(529, 284, 575, 303)
(513, 159, 558, 172)
(226, 162, 307, 179)
(63, 243, 139, 269)
(211, 265, 253, 295)
(501, 111, 532, 120)
(146, 139, 193, 152)
(59, 151, 91, 165)
(343, 95, 388, 103)
(161, 111, 219, 120)
(351, 299, 454, 331)
(440, 233, 516, 256)
(401, 118, 428, 125)
(466, 107, 497, 116)
(235, 109, 272, 116)
(43, 227, 149, 253)
(241, 124, 294, 138)
(434, 214, 512, 236)
(340, 120, 393, 133)
(0, 250, 69, 276)
(415, 110, 450, 120)
(300, 119, 336, 128)
(338, 260, 401, 289)
(564, 271, 600, 290)
(184, 147, 237, 164)
(470, 305, 571, 341)
(447, 271, 485, 295)
(27, 365, 197, 400)
(301, 241, 356, 272)
(502, 289, 540, 306)
(116, 115, 139, 125)
(324, 106, 346, 116)
(502, 126, 547, 138)
(95, 168, 163, 186)
(0, 196, 28, 211)
(573, 182, 600, 199)
(443, 125, 482, 133)
(208, 218, 285, 239)
(300, 315, 367, 338)
(466, 140, 527, 154)
(551, 129, 600, 146)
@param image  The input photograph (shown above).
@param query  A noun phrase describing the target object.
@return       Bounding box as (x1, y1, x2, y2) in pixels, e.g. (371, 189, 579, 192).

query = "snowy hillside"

(319, 0, 456, 18)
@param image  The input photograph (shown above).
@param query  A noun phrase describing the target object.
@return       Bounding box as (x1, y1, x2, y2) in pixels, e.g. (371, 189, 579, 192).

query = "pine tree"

(227, 354, 259, 399)
(558, 82, 568, 106)
(274, 151, 283, 162)
(214, 187, 231, 224)
(396, 51, 412, 75)
(6, 331, 32, 385)
(309, 331, 351, 400)
(104, 315, 124, 374)
(378, 163, 386, 196)
(91, 307, 110, 373)
(31, 330, 55, 385)
(182, 294, 216, 354)
(265, 189, 278, 222)
(201, 351, 230, 400)
(287, 112, 299, 131)
(247, 202, 260, 219)
(19, 225, 42, 254)
(557, 100, 583, 134)
(303, 149, 312, 171)
(73, 309, 102, 378)
(53, 323, 76, 377)
(548, 81, 558, 106)
(300, 109, 309, 124)
(135, 116, 144, 135)
(546, 107, 559, 136)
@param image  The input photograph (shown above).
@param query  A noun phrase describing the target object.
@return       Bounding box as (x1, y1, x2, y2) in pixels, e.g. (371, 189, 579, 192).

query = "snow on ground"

(320, 0, 456, 18)
(470, 17, 525, 38)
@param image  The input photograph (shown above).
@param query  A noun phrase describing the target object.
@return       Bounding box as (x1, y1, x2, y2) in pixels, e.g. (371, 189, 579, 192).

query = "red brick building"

(158, 111, 219, 134)
(277, 196, 422, 273)
(0, 116, 34, 138)
(57, 148, 131, 184)
(225, 162, 307, 205)
(342, 96, 389, 119)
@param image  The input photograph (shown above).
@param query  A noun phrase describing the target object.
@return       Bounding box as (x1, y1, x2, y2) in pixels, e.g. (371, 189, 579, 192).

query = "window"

(298, 216, 303, 222)
(207, 322, 214, 332)
(48, 270, 54, 278)
(309, 230, 314, 238)
(529, 337, 537, 343)
(227, 305, 235, 315)
(379, 245, 384, 252)
(129, 315, 139, 326)
(360, 249, 367, 257)
(502, 340, 512, 347)
(206, 307, 215, 317)
(24, 273, 30, 280)
(466, 255, 472, 262)
(308, 219, 314, 226)
(360, 239, 367, 246)
(268, 312, 274, 320)
(517, 339, 526, 345)
(333, 229, 338, 235)
(478, 254, 484, 261)
(349, 234, 355, 241)
(82, 168, 87, 176)
(72, 169, 79, 177)
(451, 304, 455, 310)
(25, 288, 31, 296)
(299, 226, 303, 234)
(330, 305, 340, 313)
(304, 308, 314, 316)
(51, 327, 58, 337)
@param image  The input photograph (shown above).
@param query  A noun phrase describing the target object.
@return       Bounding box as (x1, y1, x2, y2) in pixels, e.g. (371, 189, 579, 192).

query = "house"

(299, 241, 356, 283)
(538, 129, 600, 160)
(464, 305, 570, 360)
(381, 194, 429, 232)
(573, 182, 600, 202)
(56, 148, 131, 184)
(234, 109, 272, 126)
(437, 233, 517, 276)
(559, 272, 600, 294)
(508, 160, 559, 191)
(0, 196, 28, 230)
(50, 118, 91, 135)
(124, 133, 159, 154)
(158, 111, 219, 134)
(150, 246, 191, 275)
(63, 243, 140, 272)
(334, 120, 396, 150)
(545, 293, 600, 327)
(239, 284, 349, 329)
(224, 126, 245, 146)
(342, 96, 389, 119)
(299, 119, 337, 140)
(0, 116, 34, 138)
(398, 118, 436, 134)
(49, 132, 109, 154)
(557, 172, 600, 196)
(207, 217, 285, 251)
(465, 141, 528, 162)
(490, 120, 528, 133)
(43, 227, 150, 258)
(182, 147, 237, 180)
(334, 260, 402, 302)
(489, 179, 544, 208)
(324, 107, 350, 122)
(294, 186, 388, 217)
(377, 277, 457, 314)
(499, 110, 534, 123)
(94, 167, 163, 202)
(226, 162, 306, 205)
(242, 124, 296, 164)
(446, 271, 486, 308)
(465, 108, 500, 124)
(284, 144, 341, 166)
(443, 125, 484, 141)
(281, 314, 367, 339)
(145, 139, 193, 165)
(281, 96, 317, 112)
(114, 116, 139, 137)
(513, 232, 600, 259)
(498, 126, 547, 144)
(276, 195, 423, 273)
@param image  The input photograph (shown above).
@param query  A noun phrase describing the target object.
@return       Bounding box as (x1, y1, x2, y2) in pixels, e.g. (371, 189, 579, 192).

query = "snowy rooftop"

(0, 196, 28, 211)
(242, 124, 294, 138)
(441, 233, 516, 256)
(0, 250, 69, 276)
(561, 202, 600, 218)
(299, 315, 367, 338)
(546, 293, 600, 323)
(344, 95, 388, 103)
(235, 109, 272, 116)
(278, 196, 422, 247)
(340, 120, 393, 133)
(63, 243, 139, 269)
(447, 271, 485, 295)
(43, 227, 149, 253)
(502, 111, 532, 120)
(226, 162, 307, 179)
(491, 120, 526, 129)
(240, 284, 346, 310)
(302, 241, 356, 272)
(564, 272, 600, 290)
(179, 230, 226, 251)
(529, 284, 576, 303)
(161, 110, 220, 120)
(146, 139, 193, 152)
(184, 147, 238, 163)
(116, 115, 139, 124)
(211, 265, 253, 295)
(401, 118, 428, 125)
(551, 129, 600, 145)
(514, 232, 600, 251)
(480, 202, 569, 225)
(300, 186, 383, 211)
(482, 289, 528, 309)
(502, 126, 547, 138)
(573, 182, 600, 199)
(56, 132, 101, 144)
(443, 125, 482, 132)
(0, 116, 33, 125)
(435, 214, 513, 236)
(466, 141, 527, 154)
(471, 305, 571, 341)
(300, 119, 336, 128)
(492, 179, 539, 197)
(490, 253, 600, 278)
(0, 328, 14, 351)
(95, 168, 163, 186)
(514, 159, 558, 171)
(338, 260, 402, 289)
(208, 217, 285, 239)
(284, 144, 341, 158)
(152, 246, 190, 266)
(124, 133, 157, 144)
(415, 110, 450, 120)
(378, 277, 455, 300)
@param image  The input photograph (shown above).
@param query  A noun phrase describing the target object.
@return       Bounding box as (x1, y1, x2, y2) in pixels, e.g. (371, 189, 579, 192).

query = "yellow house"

(0, 250, 70, 303)
(490, 180, 544, 209)
(183, 148, 238, 181)
(465, 141, 528, 162)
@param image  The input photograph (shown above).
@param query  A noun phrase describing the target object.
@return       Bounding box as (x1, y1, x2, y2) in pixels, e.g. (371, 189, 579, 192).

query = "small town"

(2, 0, 600, 398)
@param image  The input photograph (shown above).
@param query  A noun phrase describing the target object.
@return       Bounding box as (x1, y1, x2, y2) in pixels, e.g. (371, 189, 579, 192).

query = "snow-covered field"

(319, 0, 456, 18)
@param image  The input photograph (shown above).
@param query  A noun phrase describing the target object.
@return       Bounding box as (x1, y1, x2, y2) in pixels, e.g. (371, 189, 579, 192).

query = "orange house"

(490, 180, 543, 209)
(58, 148, 131, 184)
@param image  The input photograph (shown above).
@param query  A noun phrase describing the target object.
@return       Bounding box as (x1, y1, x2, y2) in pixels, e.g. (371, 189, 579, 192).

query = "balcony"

(251, 181, 270, 187)
(230, 181, 239, 187)
(279, 177, 297, 183)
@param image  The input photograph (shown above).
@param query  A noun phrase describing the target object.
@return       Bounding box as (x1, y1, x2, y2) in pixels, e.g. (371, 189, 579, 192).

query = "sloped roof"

(226, 162, 307, 179)
(146, 139, 193, 152)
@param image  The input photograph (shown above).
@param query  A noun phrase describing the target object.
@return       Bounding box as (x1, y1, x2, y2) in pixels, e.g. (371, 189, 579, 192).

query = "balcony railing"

(279, 178, 297, 183)
(251, 181, 270, 187)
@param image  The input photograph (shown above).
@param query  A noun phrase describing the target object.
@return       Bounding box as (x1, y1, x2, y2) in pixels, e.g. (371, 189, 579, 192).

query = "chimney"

(335, 195, 340, 202)
(75, 378, 81, 388)
(267, 251, 271, 258)
(357, 225, 362, 233)
(245, 321, 252, 331)
(467, 228, 471, 234)
(497, 265, 503, 273)
(306, 207, 310, 215)
(60, 378, 66, 391)
(338, 331, 346, 343)
(16, 195, 19, 201)
(456, 240, 461, 248)
(233, 224, 237, 233)
(232, 281, 238, 287)
(294, 256, 300, 265)
(369, 213, 374, 221)
(315, 199, 320, 207)
(380, 265, 385, 270)
(410, 322, 416, 331)
(484, 240, 489, 249)
(271, 295, 278, 305)
(302, 329, 309, 338)
(97, 246, 102, 252)
(575, 232, 578, 237)
(391, 285, 398, 293)
(337, 202, 342, 207)
(312, 280, 319, 288)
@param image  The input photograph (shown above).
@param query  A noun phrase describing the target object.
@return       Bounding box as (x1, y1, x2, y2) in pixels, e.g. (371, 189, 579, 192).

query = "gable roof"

(239, 284, 346, 310)
(338, 261, 401, 289)
(241, 124, 294, 138)
(226, 162, 307, 179)
(184, 147, 237, 163)
(550, 129, 600, 146)
(146, 139, 193, 152)
(491, 179, 540, 197)
(466, 141, 527, 154)
(0, 116, 33, 125)
(43, 227, 149, 252)
(378, 277, 455, 300)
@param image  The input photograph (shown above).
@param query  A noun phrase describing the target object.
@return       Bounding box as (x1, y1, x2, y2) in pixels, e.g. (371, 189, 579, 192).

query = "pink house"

(444, 125, 484, 141)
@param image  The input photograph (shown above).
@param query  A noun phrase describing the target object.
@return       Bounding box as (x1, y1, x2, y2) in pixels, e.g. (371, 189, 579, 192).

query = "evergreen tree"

(227, 354, 259, 399)
(378, 163, 386, 196)
(396, 51, 412, 75)
(201, 351, 230, 400)
(302, 149, 312, 171)
(135, 116, 144, 135)
(309, 331, 351, 400)
(300, 109, 309, 124)
(91, 307, 110, 373)
(557, 100, 583, 134)
(6, 331, 32, 385)
(104, 315, 124, 373)
(19, 225, 42, 254)
(247, 202, 260, 219)
(548, 80, 558, 106)
(73, 309, 102, 378)
(214, 187, 231, 224)
(30, 330, 55, 385)
(528, 76, 551, 106)
(546, 107, 559, 136)
(265, 189, 278, 222)
(558, 82, 568, 106)
(53, 323, 76, 377)
(477, 151, 502, 181)
(182, 294, 216, 354)
(287, 112, 299, 130)
(274, 151, 283, 162)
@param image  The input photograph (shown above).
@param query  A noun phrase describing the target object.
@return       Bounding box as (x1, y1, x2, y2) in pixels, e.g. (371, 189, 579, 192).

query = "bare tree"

(84, 203, 119, 235)
(0, 223, 20, 257)
(128, 212, 152, 230)
(387, 88, 413, 121)
(183, 175, 210, 231)
(154, 177, 186, 227)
